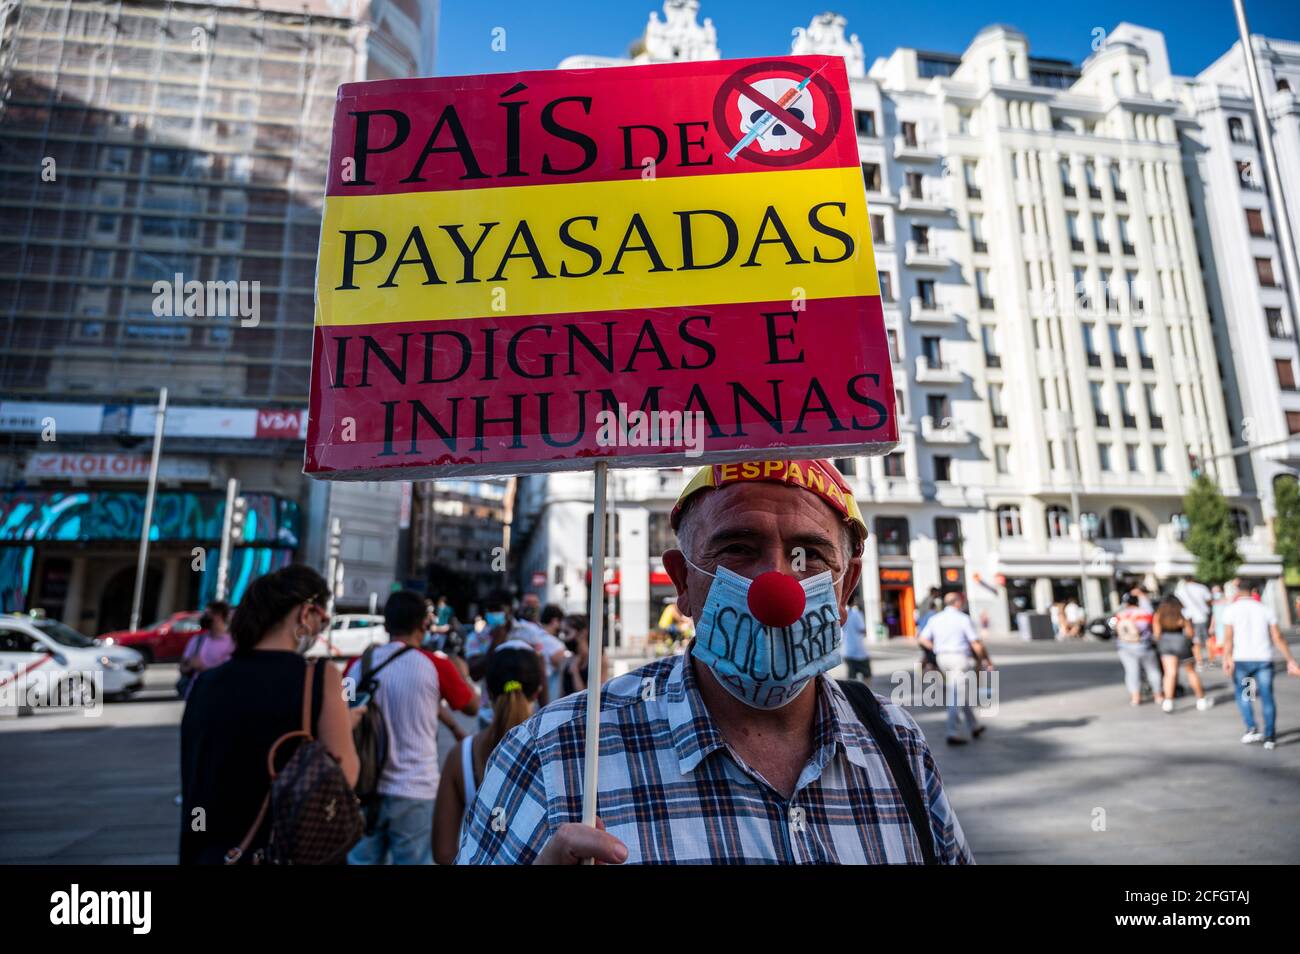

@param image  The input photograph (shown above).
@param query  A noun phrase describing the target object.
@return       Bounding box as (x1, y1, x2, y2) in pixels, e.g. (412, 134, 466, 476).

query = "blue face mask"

(684, 559, 845, 709)
(485, 612, 506, 628)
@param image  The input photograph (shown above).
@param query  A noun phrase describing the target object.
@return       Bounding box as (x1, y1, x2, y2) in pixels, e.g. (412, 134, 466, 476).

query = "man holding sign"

(456, 459, 972, 864)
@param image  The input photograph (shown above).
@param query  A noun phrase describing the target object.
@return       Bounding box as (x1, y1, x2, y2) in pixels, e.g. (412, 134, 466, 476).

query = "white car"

(307, 614, 388, 659)
(0, 613, 145, 709)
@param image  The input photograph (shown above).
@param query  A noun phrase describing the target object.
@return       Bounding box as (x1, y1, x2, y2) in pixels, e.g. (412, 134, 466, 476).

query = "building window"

(886, 329, 900, 363)
(1106, 508, 1151, 539)
(976, 269, 994, 310)
(870, 213, 888, 245)
(1246, 208, 1267, 237)
(964, 162, 981, 199)
(926, 393, 951, 423)
(1126, 444, 1139, 471)
(936, 517, 963, 556)
(1278, 359, 1297, 391)
(996, 504, 1023, 538)
(934, 456, 952, 482)
(970, 213, 987, 252)
(875, 517, 910, 556)
(989, 383, 1007, 428)
(1145, 383, 1163, 429)
(1068, 213, 1083, 251)
(1083, 323, 1100, 364)
(1111, 164, 1127, 201)
(982, 324, 1001, 366)
(1229, 508, 1252, 538)
(995, 445, 1010, 474)
(1228, 117, 1248, 143)
(895, 389, 907, 419)
(1265, 307, 1289, 339)
(1153, 444, 1165, 472)
(883, 452, 906, 478)
(1290, 411, 1300, 436)
(1093, 215, 1110, 253)
(1046, 505, 1072, 539)
(918, 279, 937, 309)
(1256, 257, 1277, 287)
(862, 162, 882, 192)
(834, 458, 858, 477)
(879, 270, 894, 302)
(1060, 158, 1076, 196)
(855, 110, 877, 138)
(1236, 160, 1258, 190)
(1099, 443, 1112, 471)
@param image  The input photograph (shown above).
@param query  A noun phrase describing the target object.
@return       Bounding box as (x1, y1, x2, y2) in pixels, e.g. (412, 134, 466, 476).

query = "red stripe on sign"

(304, 295, 896, 479)
(325, 56, 858, 197)
(0, 654, 52, 689)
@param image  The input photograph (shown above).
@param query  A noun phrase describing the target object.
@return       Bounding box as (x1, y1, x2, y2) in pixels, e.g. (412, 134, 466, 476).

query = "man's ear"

(839, 558, 863, 625)
(663, 549, 693, 617)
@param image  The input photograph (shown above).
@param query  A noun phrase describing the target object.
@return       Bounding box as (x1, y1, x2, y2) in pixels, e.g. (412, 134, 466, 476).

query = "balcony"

(915, 355, 962, 384)
(909, 296, 956, 324)
(899, 185, 951, 214)
(905, 240, 949, 269)
(893, 134, 940, 161)
(921, 415, 972, 443)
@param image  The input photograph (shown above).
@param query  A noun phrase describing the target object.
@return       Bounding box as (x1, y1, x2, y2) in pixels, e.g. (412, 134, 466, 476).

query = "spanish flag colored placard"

(306, 56, 897, 479)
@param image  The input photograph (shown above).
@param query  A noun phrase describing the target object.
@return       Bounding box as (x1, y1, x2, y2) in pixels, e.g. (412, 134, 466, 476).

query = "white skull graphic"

(735, 78, 816, 152)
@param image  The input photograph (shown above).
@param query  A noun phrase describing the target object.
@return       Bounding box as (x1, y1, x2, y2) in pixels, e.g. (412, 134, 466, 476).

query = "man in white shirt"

(1174, 577, 1213, 669)
(510, 603, 570, 704)
(1062, 599, 1085, 638)
(918, 593, 994, 745)
(842, 602, 871, 682)
(1222, 580, 1300, 750)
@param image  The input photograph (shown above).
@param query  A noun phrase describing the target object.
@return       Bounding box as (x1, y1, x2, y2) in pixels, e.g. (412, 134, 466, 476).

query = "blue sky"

(436, 0, 1299, 78)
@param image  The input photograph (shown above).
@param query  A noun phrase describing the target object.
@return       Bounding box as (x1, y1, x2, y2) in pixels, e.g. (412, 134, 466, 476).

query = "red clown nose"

(746, 572, 806, 628)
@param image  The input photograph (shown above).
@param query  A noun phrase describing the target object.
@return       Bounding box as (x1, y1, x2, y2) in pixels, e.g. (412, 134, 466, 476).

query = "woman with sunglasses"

(180, 564, 360, 864)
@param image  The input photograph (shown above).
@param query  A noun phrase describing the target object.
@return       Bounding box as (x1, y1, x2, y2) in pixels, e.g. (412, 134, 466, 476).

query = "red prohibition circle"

(712, 60, 842, 167)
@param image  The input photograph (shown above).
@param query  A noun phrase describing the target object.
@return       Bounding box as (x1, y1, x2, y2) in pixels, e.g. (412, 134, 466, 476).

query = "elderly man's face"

(663, 481, 861, 626)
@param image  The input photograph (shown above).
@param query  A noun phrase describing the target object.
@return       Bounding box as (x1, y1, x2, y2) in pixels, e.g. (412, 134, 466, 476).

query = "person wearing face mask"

(457, 459, 973, 865)
(179, 565, 359, 864)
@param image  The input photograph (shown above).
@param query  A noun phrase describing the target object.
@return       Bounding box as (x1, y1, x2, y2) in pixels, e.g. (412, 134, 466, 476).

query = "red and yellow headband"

(669, 459, 867, 550)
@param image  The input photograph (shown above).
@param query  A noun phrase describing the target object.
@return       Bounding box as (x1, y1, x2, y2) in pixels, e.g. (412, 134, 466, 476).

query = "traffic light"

(230, 495, 248, 544)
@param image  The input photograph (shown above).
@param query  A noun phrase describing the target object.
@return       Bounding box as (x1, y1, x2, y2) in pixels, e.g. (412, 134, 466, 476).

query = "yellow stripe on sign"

(315, 167, 878, 327)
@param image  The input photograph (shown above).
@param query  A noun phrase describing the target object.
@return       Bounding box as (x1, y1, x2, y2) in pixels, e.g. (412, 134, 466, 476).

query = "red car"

(99, 612, 205, 663)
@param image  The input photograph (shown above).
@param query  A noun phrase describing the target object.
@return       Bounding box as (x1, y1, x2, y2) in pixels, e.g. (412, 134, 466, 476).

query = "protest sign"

(305, 55, 896, 479)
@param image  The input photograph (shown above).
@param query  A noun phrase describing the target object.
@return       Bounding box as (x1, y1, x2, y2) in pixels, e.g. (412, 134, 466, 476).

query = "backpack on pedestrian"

(350, 644, 413, 831)
(224, 659, 365, 865)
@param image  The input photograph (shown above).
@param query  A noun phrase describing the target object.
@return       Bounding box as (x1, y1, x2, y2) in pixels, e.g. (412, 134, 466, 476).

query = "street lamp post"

(1062, 411, 1091, 618)
(129, 387, 167, 632)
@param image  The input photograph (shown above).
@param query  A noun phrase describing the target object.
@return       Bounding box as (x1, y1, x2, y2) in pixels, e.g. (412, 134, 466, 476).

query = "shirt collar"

(668, 653, 852, 778)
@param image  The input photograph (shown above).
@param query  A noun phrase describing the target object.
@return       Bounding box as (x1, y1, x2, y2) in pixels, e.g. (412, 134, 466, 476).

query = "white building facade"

(518, 5, 1288, 649)
(1184, 35, 1300, 614)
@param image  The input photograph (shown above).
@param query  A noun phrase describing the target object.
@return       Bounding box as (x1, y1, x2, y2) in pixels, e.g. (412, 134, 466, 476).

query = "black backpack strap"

(361, 644, 413, 690)
(836, 679, 938, 865)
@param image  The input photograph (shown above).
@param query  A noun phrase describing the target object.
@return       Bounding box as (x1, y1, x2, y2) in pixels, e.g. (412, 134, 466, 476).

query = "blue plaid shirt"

(456, 653, 973, 864)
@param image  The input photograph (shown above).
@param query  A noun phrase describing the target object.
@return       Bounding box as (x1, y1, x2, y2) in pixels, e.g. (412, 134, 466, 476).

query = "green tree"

(1182, 474, 1241, 585)
(1274, 476, 1300, 576)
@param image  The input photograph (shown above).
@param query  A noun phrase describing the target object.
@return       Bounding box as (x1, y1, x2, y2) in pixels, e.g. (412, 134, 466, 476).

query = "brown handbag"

(224, 659, 365, 864)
